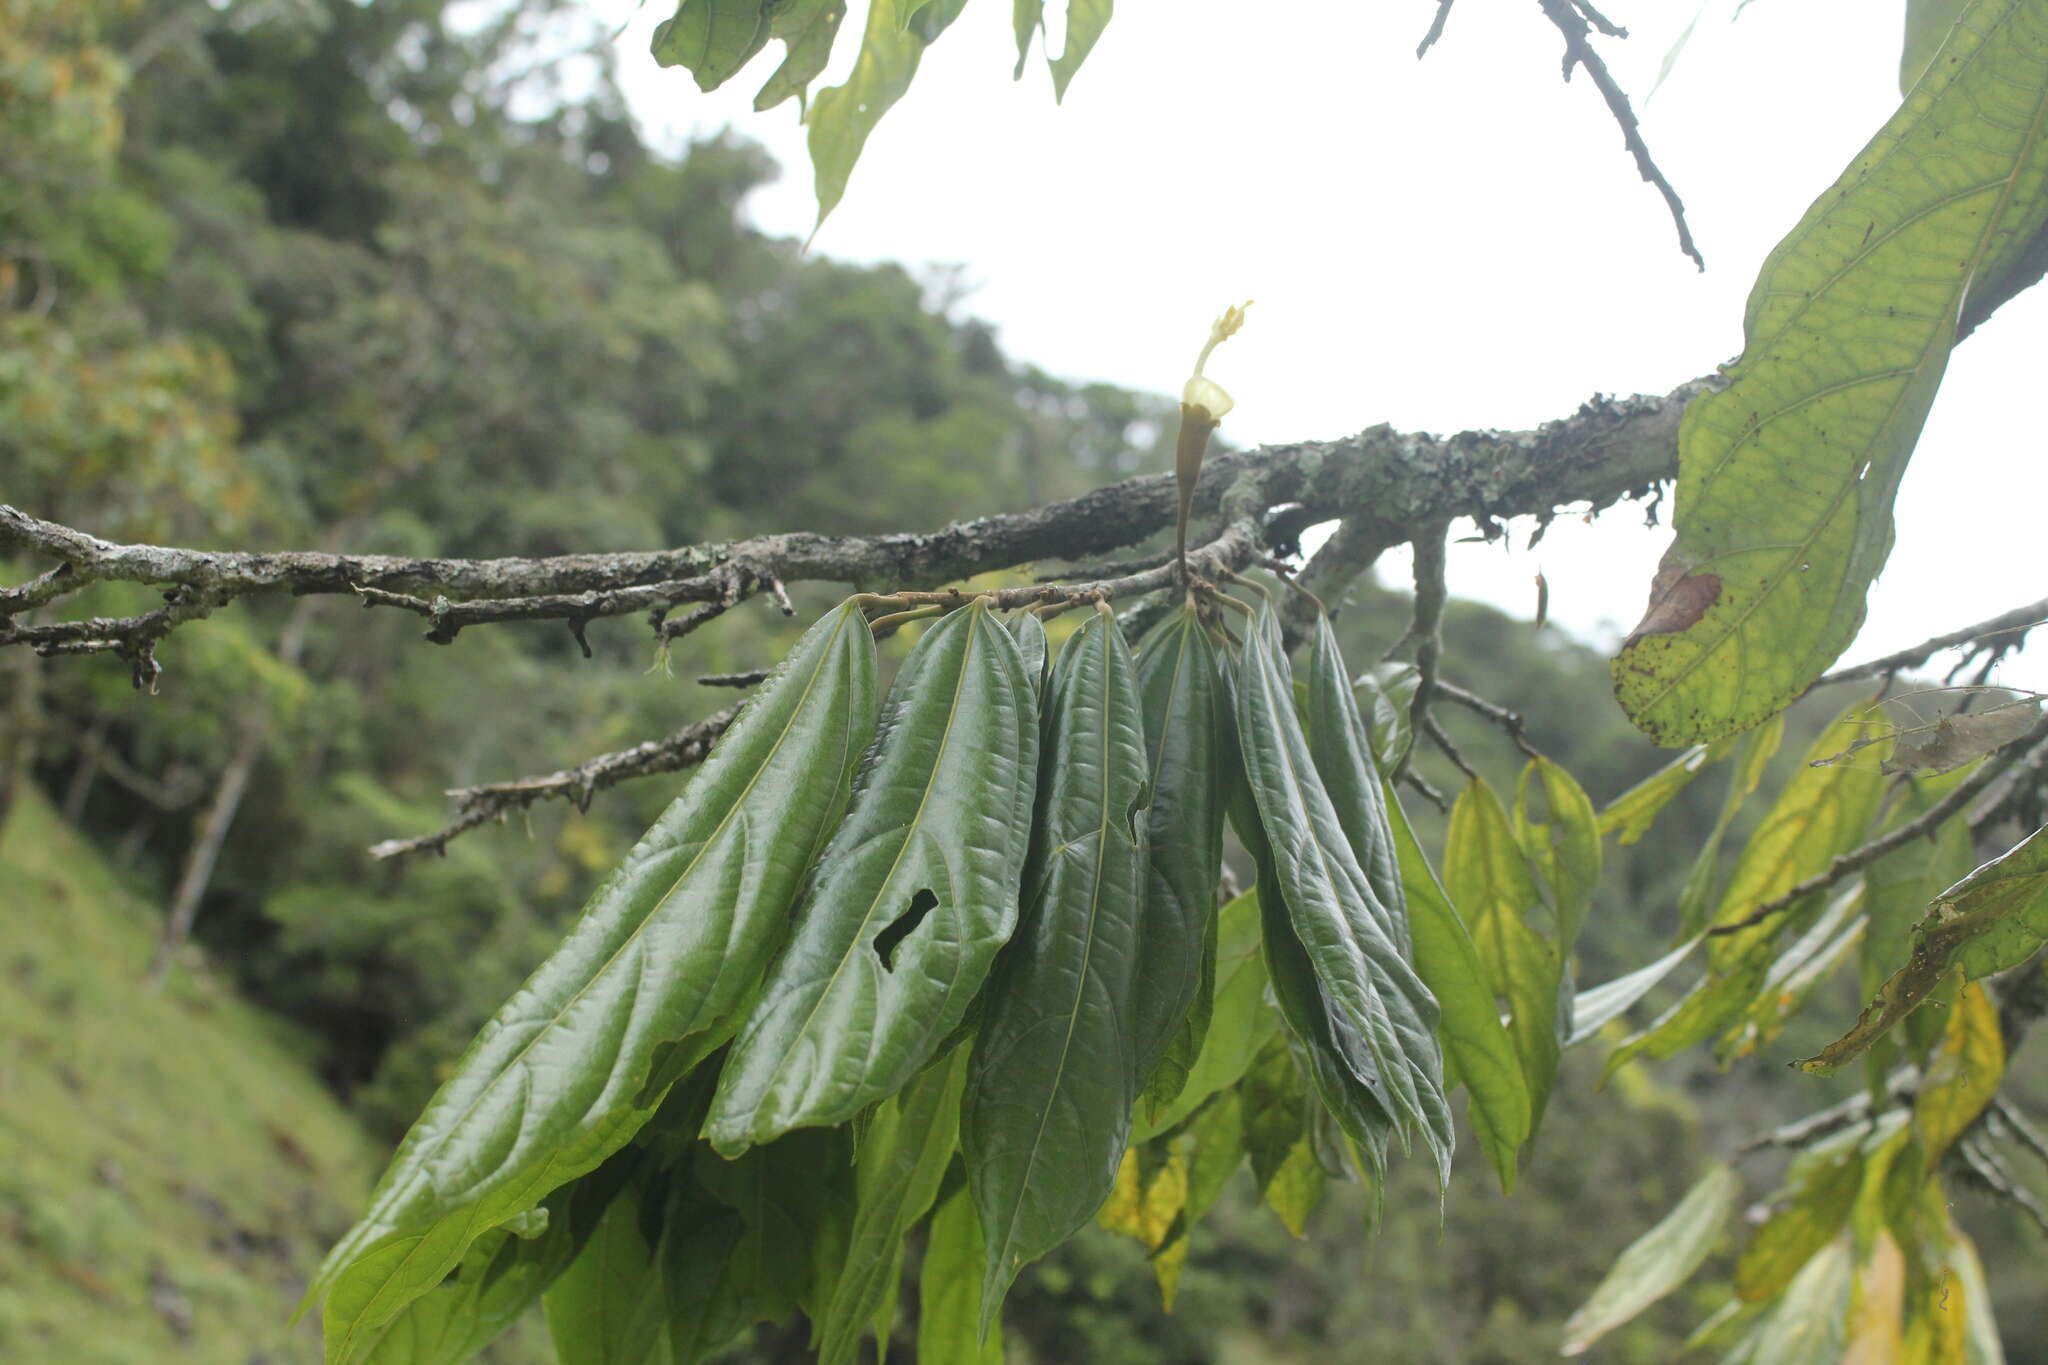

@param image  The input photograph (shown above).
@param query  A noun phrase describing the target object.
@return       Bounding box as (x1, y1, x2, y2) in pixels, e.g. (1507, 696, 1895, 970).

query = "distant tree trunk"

(145, 599, 317, 987)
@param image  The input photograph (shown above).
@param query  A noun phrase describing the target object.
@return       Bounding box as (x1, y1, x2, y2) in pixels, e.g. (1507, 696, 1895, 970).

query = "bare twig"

(369, 704, 743, 861)
(697, 670, 770, 689)
(1813, 596, 2048, 692)
(1424, 711, 1481, 783)
(1402, 768, 1451, 815)
(1435, 679, 1544, 761)
(1401, 521, 1452, 777)
(1535, 0, 1704, 270)
(1953, 1135, 2048, 1237)
(1416, 0, 1457, 58)
(1708, 716, 2048, 939)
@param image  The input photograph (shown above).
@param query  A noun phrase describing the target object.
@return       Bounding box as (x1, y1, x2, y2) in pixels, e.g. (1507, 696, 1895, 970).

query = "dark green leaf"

(315, 604, 877, 1362)
(1233, 606, 1452, 1182)
(543, 1184, 669, 1365)
(1132, 889, 1271, 1140)
(1006, 610, 1049, 696)
(651, 0, 773, 92)
(709, 601, 1037, 1151)
(1240, 1035, 1326, 1236)
(1305, 614, 1405, 951)
(964, 609, 1152, 1322)
(1613, 0, 2048, 742)
(816, 1051, 967, 1365)
(1130, 606, 1227, 1101)
(1560, 1163, 1740, 1356)
(918, 1189, 1002, 1365)
(753, 0, 849, 111)
(691, 1127, 854, 1334)
(1387, 788, 1530, 1193)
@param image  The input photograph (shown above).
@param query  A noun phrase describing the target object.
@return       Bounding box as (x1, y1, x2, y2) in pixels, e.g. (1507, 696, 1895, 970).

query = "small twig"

(1734, 1091, 1880, 1158)
(1535, 0, 1703, 270)
(1434, 680, 1544, 761)
(1415, 0, 1457, 58)
(1988, 1096, 2048, 1173)
(1569, 0, 1625, 38)
(1815, 596, 2048, 693)
(1423, 712, 1480, 783)
(1708, 715, 2048, 938)
(369, 704, 742, 860)
(697, 669, 769, 689)
(1401, 767, 1450, 815)
(1399, 521, 1451, 779)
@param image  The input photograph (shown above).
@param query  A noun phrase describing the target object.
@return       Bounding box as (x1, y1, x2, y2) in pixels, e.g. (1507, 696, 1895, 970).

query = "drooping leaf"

(1130, 607, 1228, 1102)
(1512, 755, 1601, 952)
(1047, 0, 1113, 101)
(1149, 1090, 1245, 1308)
(314, 604, 877, 1362)
(1914, 981, 2006, 1169)
(1613, 0, 2048, 743)
(1882, 700, 2041, 775)
(650, 0, 773, 92)
(709, 601, 1036, 1152)
(1560, 1163, 1740, 1356)
(1735, 1138, 1865, 1302)
(1006, 609, 1050, 695)
(543, 1183, 669, 1365)
(817, 1051, 967, 1365)
(753, 0, 849, 111)
(1801, 820, 2048, 1074)
(1387, 787, 1530, 1192)
(1306, 614, 1407, 950)
(1240, 1035, 1326, 1236)
(1859, 768, 1980, 1079)
(965, 609, 1152, 1322)
(1445, 776, 1564, 1130)
(1133, 889, 1272, 1140)
(806, 0, 929, 229)
(691, 1126, 855, 1335)
(1143, 910, 1216, 1118)
(1233, 605, 1452, 1181)
(1676, 715, 1785, 938)
(919, 1189, 1002, 1365)
(1596, 737, 1731, 845)
(1011, 0, 1045, 77)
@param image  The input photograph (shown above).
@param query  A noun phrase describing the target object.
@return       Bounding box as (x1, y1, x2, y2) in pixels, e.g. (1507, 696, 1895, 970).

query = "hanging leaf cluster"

(650, 0, 1116, 230)
(303, 581, 1617, 1363)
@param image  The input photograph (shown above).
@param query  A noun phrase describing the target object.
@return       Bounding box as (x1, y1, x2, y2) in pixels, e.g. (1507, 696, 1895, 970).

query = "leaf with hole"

(312, 602, 877, 1362)
(964, 609, 1152, 1325)
(710, 601, 1036, 1151)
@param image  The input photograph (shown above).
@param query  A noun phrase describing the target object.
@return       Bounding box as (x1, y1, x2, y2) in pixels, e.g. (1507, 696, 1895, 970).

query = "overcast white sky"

(603, 0, 2048, 693)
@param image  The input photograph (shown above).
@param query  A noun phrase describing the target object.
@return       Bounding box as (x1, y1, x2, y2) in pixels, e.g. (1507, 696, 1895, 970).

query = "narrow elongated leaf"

(1566, 935, 1706, 1047)
(1143, 912, 1216, 1117)
(1133, 889, 1272, 1140)
(1354, 663, 1419, 775)
(965, 610, 1151, 1320)
(753, 0, 848, 111)
(919, 1190, 1002, 1365)
(1723, 1238, 1854, 1365)
(691, 1127, 854, 1334)
(817, 1052, 967, 1365)
(1597, 739, 1730, 844)
(1130, 607, 1228, 1098)
(1233, 606, 1452, 1180)
(1914, 981, 2005, 1168)
(650, 0, 772, 91)
(1513, 756, 1601, 950)
(1718, 883, 1865, 1062)
(1387, 789, 1530, 1191)
(1804, 820, 2048, 1074)
(1445, 777, 1564, 1129)
(1676, 715, 1785, 938)
(1735, 1143, 1864, 1302)
(806, 0, 927, 228)
(1560, 1163, 1740, 1356)
(1306, 615, 1406, 950)
(709, 602, 1036, 1151)
(314, 605, 876, 1362)
(1614, 0, 2048, 743)
(1047, 0, 1112, 101)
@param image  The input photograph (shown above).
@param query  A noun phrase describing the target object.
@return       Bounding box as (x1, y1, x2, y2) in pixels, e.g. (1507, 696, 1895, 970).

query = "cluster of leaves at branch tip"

(315, 565, 1661, 1360)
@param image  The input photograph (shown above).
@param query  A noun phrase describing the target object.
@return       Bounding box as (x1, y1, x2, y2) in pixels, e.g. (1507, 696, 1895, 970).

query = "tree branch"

(1812, 596, 2048, 692)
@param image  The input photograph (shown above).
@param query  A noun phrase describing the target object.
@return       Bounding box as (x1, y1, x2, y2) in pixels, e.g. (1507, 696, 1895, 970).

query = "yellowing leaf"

(1914, 981, 2005, 1169)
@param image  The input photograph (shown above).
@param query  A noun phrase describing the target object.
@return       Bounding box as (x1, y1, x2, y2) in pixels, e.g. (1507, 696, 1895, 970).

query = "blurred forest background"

(3, 1, 2044, 1362)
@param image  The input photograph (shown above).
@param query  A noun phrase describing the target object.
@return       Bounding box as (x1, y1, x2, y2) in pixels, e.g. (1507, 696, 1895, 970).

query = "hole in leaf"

(874, 889, 938, 971)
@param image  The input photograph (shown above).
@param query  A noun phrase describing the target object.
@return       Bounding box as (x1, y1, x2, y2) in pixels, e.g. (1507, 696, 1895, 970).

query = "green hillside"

(0, 789, 539, 1362)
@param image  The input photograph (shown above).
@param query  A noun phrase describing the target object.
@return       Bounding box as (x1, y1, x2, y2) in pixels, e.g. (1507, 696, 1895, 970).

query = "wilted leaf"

(1613, 0, 2048, 744)
(314, 604, 877, 1361)
(1560, 1163, 1740, 1356)
(1882, 700, 2041, 775)
(709, 602, 1036, 1152)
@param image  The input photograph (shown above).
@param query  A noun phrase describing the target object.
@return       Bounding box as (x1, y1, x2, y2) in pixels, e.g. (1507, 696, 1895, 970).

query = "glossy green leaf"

(1734, 1141, 1864, 1302)
(1560, 1163, 1740, 1356)
(543, 1183, 668, 1365)
(1512, 756, 1601, 950)
(753, 0, 848, 111)
(1606, 702, 1887, 1075)
(1614, 0, 2048, 743)
(650, 0, 772, 92)
(1133, 889, 1272, 1140)
(1445, 777, 1564, 1129)
(1006, 610, 1049, 696)
(1306, 614, 1406, 950)
(919, 1189, 1002, 1365)
(1675, 715, 1784, 938)
(1011, 0, 1044, 77)
(1914, 981, 2006, 1168)
(314, 604, 877, 1362)
(817, 1051, 967, 1365)
(1233, 606, 1452, 1181)
(1130, 607, 1228, 1103)
(1047, 0, 1112, 101)
(691, 1126, 854, 1336)
(1596, 738, 1729, 845)
(1386, 787, 1530, 1193)
(965, 610, 1151, 1321)
(1354, 662, 1419, 775)
(806, 0, 927, 229)
(709, 601, 1036, 1151)
(1142, 910, 1216, 1118)
(1904, 0, 1972, 90)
